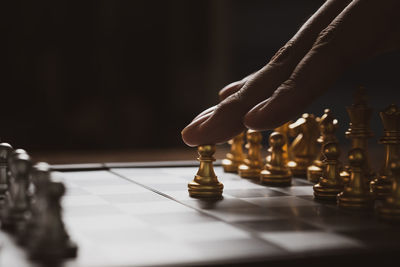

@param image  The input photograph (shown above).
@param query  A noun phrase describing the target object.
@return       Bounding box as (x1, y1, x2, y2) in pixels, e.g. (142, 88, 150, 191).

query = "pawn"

(238, 130, 263, 179)
(17, 162, 51, 245)
(188, 145, 223, 199)
(313, 142, 343, 201)
(1, 152, 32, 231)
(28, 181, 77, 261)
(222, 132, 245, 173)
(378, 159, 400, 222)
(274, 121, 292, 164)
(260, 132, 292, 186)
(0, 143, 13, 208)
(337, 148, 373, 210)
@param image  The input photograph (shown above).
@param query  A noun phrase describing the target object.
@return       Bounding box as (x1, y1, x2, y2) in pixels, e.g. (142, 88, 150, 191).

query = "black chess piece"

(17, 162, 51, 245)
(0, 143, 13, 209)
(1, 152, 32, 232)
(28, 180, 77, 261)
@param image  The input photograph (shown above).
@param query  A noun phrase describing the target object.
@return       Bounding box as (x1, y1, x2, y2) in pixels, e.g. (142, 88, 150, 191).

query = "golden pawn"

(238, 130, 263, 179)
(339, 167, 351, 185)
(378, 159, 400, 222)
(337, 148, 373, 210)
(307, 109, 338, 183)
(287, 113, 320, 176)
(188, 145, 223, 199)
(370, 104, 400, 199)
(260, 132, 292, 186)
(313, 142, 343, 201)
(274, 121, 292, 164)
(222, 132, 245, 173)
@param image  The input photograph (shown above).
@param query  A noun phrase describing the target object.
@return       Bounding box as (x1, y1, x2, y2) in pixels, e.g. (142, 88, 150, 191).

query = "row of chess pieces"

(0, 143, 77, 262)
(188, 88, 400, 222)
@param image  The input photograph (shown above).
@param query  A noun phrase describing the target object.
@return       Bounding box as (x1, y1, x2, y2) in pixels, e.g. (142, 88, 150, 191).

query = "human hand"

(181, 0, 400, 147)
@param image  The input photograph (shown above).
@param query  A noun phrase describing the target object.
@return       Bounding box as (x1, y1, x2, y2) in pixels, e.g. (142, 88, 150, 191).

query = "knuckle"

(270, 41, 295, 64)
(314, 23, 340, 49)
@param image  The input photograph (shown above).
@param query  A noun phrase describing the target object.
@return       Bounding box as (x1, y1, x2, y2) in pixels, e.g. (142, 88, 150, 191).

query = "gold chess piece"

(188, 145, 223, 199)
(222, 132, 245, 173)
(307, 109, 338, 183)
(370, 104, 400, 199)
(337, 148, 373, 210)
(378, 159, 400, 222)
(260, 132, 292, 186)
(274, 121, 292, 164)
(341, 86, 375, 183)
(313, 142, 343, 201)
(238, 130, 263, 179)
(287, 113, 320, 176)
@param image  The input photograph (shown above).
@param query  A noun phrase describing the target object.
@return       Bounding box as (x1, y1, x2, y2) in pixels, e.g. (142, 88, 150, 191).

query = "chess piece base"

(222, 159, 239, 173)
(339, 170, 350, 184)
(287, 161, 307, 177)
(337, 192, 373, 210)
(0, 208, 26, 232)
(29, 239, 78, 261)
(260, 170, 292, 186)
(238, 164, 261, 179)
(370, 177, 392, 200)
(307, 165, 322, 183)
(188, 179, 223, 199)
(378, 204, 400, 222)
(313, 184, 342, 201)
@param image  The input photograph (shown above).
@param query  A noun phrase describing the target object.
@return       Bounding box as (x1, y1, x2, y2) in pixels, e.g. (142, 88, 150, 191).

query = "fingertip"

(243, 89, 303, 131)
(244, 100, 283, 131)
(181, 114, 211, 146)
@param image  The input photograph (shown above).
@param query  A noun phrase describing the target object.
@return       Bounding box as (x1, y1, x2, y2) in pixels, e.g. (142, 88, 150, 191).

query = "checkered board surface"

(1, 162, 400, 267)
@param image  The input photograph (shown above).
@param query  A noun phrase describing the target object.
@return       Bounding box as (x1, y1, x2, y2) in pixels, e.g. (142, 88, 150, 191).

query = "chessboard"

(1, 161, 400, 267)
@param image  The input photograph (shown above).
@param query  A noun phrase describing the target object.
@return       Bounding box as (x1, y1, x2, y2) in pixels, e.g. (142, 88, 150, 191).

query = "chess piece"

(188, 145, 223, 198)
(0, 143, 13, 208)
(28, 181, 77, 261)
(313, 142, 343, 201)
(378, 159, 400, 222)
(337, 148, 373, 210)
(222, 132, 245, 173)
(238, 130, 263, 179)
(274, 121, 292, 164)
(307, 109, 338, 183)
(287, 113, 320, 176)
(1, 152, 32, 231)
(260, 132, 292, 186)
(341, 87, 375, 183)
(370, 104, 400, 199)
(17, 162, 51, 245)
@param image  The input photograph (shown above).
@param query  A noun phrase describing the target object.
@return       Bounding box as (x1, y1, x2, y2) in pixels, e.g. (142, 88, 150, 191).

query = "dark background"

(1, 0, 399, 152)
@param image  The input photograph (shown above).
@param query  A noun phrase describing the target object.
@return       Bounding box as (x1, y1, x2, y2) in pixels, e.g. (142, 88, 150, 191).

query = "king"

(341, 87, 374, 183)
(370, 104, 400, 199)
